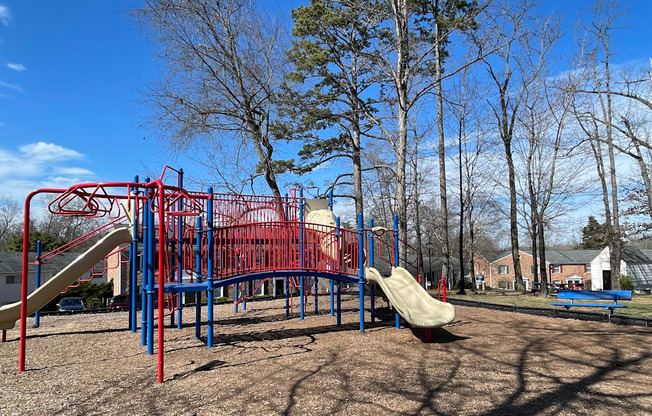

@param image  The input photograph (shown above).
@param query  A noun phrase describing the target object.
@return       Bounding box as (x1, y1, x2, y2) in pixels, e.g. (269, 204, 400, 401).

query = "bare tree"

(475, 0, 556, 291)
(0, 196, 20, 247)
(571, 0, 625, 290)
(366, 0, 482, 272)
(136, 0, 290, 196)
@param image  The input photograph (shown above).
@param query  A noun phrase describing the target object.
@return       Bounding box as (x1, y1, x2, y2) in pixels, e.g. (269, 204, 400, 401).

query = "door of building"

(602, 270, 612, 290)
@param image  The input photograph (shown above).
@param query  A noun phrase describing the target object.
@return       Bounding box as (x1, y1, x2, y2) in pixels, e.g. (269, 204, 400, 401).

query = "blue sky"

(1, 0, 651, 208)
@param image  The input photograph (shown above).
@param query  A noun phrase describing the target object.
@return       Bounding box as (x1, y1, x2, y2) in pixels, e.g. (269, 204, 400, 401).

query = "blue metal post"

(394, 215, 400, 329)
(299, 189, 305, 320)
(147, 193, 155, 354)
(130, 176, 139, 332)
(176, 169, 184, 329)
(336, 217, 341, 326)
(207, 187, 214, 348)
(140, 193, 149, 347)
(195, 217, 202, 340)
(285, 277, 290, 317)
(234, 283, 239, 313)
(358, 213, 364, 332)
(34, 241, 42, 328)
(369, 218, 375, 323)
(314, 275, 318, 315)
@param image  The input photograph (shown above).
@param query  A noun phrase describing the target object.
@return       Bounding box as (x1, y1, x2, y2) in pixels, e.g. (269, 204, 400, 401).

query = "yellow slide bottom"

(0, 227, 133, 330)
(366, 267, 455, 328)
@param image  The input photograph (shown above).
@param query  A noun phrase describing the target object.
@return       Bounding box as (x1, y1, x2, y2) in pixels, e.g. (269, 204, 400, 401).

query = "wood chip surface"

(1, 295, 651, 415)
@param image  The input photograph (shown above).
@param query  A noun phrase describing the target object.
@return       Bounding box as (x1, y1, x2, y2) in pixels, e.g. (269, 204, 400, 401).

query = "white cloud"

(20, 142, 83, 162)
(0, 79, 22, 92)
(54, 167, 94, 176)
(0, 142, 94, 203)
(6, 63, 26, 72)
(0, 4, 10, 26)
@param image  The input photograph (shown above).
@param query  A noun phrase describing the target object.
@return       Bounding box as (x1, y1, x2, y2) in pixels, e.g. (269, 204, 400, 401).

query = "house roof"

(621, 246, 652, 264)
(479, 249, 601, 265)
(0, 252, 105, 275)
(545, 249, 601, 264)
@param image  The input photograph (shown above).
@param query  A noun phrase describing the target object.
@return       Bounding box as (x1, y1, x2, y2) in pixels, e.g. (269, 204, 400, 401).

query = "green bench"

(550, 290, 632, 315)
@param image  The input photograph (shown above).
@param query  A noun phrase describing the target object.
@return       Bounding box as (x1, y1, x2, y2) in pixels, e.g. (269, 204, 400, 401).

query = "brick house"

(0, 252, 104, 306)
(474, 249, 601, 290)
(546, 250, 599, 289)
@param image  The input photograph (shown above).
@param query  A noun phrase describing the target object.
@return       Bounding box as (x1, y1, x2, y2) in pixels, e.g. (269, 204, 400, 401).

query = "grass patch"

(441, 291, 652, 319)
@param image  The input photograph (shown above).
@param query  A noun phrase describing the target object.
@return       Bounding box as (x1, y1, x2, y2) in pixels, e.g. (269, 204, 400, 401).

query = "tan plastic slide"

(0, 227, 133, 330)
(366, 267, 455, 328)
(304, 206, 455, 328)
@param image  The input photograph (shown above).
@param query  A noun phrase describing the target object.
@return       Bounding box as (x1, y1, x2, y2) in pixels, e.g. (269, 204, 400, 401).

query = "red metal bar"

(157, 180, 166, 384)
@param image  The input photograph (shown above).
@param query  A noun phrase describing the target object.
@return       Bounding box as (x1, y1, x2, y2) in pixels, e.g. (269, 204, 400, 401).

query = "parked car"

(57, 297, 85, 312)
(108, 294, 130, 308)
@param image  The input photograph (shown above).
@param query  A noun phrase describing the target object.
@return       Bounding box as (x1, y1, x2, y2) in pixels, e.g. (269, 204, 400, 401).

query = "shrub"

(87, 297, 102, 309)
(620, 275, 634, 290)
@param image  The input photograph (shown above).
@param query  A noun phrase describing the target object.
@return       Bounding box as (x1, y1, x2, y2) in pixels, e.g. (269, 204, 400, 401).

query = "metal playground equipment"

(0, 166, 454, 383)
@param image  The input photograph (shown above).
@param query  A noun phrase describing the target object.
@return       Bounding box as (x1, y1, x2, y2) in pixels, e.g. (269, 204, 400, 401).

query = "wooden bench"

(550, 290, 632, 314)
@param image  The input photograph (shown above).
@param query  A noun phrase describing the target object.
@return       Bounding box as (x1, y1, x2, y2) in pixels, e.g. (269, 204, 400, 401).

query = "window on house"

(553, 265, 561, 273)
(6, 275, 19, 284)
(498, 265, 509, 275)
(498, 280, 510, 289)
(585, 264, 591, 273)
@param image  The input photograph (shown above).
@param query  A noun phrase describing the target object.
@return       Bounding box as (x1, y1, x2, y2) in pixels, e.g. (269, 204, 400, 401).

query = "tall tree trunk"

(599, 37, 622, 289)
(505, 142, 523, 290)
(457, 115, 466, 294)
(538, 220, 548, 296)
(352, 119, 364, 215)
(435, 11, 451, 282)
(392, 0, 409, 265)
(527, 135, 539, 292)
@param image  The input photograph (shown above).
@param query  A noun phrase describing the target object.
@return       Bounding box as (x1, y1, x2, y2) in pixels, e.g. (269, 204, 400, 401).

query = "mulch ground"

(1, 295, 651, 416)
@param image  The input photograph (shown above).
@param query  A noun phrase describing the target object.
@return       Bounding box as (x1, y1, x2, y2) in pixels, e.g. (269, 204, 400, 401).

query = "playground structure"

(0, 167, 454, 383)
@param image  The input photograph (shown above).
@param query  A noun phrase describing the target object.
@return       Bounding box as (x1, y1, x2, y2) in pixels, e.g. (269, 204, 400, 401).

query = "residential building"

(0, 252, 105, 306)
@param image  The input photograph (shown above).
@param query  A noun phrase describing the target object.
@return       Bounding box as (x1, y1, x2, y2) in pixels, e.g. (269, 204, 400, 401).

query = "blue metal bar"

(34, 240, 41, 328)
(336, 281, 341, 327)
(176, 169, 184, 329)
(328, 189, 333, 211)
(207, 187, 214, 348)
(314, 275, 319, 315)
(369, 218, 375, 323)
(140, 194, 149, 347)
(147, 194, 155, 355)
(234, 283, 239, 313)
(358, 213, 364, 332)
(195, 217, 202, 340)
(393, 215, 399, 267)
(285, 277, 290, 317)
(299, 189, 305, 320)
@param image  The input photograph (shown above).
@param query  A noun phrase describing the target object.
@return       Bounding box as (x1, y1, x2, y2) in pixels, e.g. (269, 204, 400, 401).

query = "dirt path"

(1, 296, 650, 415)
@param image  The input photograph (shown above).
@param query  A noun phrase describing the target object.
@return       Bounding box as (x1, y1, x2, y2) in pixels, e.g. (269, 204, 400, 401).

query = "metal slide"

(366, 267, 455, 328)
(0, 227, 133, 330)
